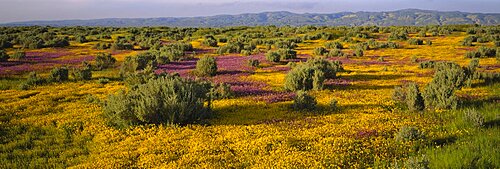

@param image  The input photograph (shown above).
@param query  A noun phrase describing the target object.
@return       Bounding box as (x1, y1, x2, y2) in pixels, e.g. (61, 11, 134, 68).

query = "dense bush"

(408, 38, 424, 45)
(111, 41, 133, 50)
(392, 83, 424, 111)
(103, 76, 212, 129)
(48, 67, 69, 82)
(395, 126, 424, 141)
(477, 46, 496, 57)
(388, 31, 408, 41)
(18, 72, 46, 90)
(0, 37, 13, 49)
(313, 47, 328, 56)
(419, 61, 436, 69)
(276, 48, 297, 60)
(210, 83, 232, 99)
(353, 47, 364, 57)
(464, 108, 484, 128)
(325, 41, 343, 49)
(94, 53, 117, 70)
(196, 56, 217, 77)
(265, 51, 281, 62)
(72, 62, 92, 81)
(94, 42, 111, 50)
(292, 90, 317, 111)
(423, 62, 467, 109)
(0, 50, 9, 62)
(284, 58, 343, 91)
(248, 59, 260, 67)
(76, 35, 87, 43)
(202, 38, 218, 47)
(327, 49, 343, 57)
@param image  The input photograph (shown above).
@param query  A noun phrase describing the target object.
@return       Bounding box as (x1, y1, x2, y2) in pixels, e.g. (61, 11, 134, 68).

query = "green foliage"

(423, 62, 467, 109)
(276, 48, 297, 60)
(76, 35, 87, 43)
(94, 53, 116, 70)
(72, 63, 92, 81)
(202, 38, 218, 47)
(464, 108, 485, 128)
(93, 42, 111, 50)
(18, 72, 46, 90)
(292, 90, 317, 111)
(48, 67, 69, 82)
(196, 55, 217, 77)
(408, 38, 424, 45)
(406, 83, 425, 112)
(11, 50, 26, 60)
(426, 39, 432, 46)
(353, 47, 364, 57)
(388, 31, 408, 41)
(403, 155, 430, 169)
(477, 46, 496, 57)
(103, 76, 212, 128)
(313, 47, 328, 56)
(0, 50, 9, 62)
(419, 61, 436, 69)
(324, 41, 343, 49)
(284, 58, 343, 91)
(265, 51, 281, 62)
(326, 49, 343, 57)
(111, 41, 133, 50)
(465, 51, 480, 58)
(211, 83, 233, 99)
(0, 37, 13, 49)
(247, 59, 260, 67)
(329, 98, 339, 111)
(98, 78, 110, 85)
(395, 126, 424, 142)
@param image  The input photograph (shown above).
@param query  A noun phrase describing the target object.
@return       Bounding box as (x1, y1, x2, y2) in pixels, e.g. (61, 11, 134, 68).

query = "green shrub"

(423, 62, 466, 109)
(95, 53, 116, 70)
(477, 46, 496, 57)
(292, 90, 317, 111)
(48, 67, 69, 82)
(18, 72, 46, 90)
(119, 52, 158, 77)
(11, 50, 26, 60)
(465, 51, 480, 58)
(211, 83, 232, 99)
(313, 47, 328, 56)
(284, 58, 343, 91)
(0, 50, 9, 62)
(248, 59, 260, 67)
(405, 83, 425, 112)
(98, 78, 110, 85)
(102, 76, 212, 128)
(329, 98, 339, 111)
(327, 49, 343, 57)
(395, 126, 424, 142)
(202, 38, 218, 47)
(419, 61, 436, 69)
(325, 41, 343, 49)
(404, 155, 430, 169)
(265, 51, 281, 62)
(388, 31, 408, 41)
(196, 55, 217, 77)
(277, 48, 297, 60)
(240, 50, 252, 56)
(408, 38, 424, 45)
(353, 47, 364, 57)
(495, 41, 500, 47)
(464, 108, 484, 128)
(72, 63, 92, 81)
(76, 35, 87, 43)
(93, 43, 111, 50)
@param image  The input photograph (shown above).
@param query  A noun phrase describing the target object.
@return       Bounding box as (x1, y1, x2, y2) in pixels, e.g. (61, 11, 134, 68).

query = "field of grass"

(0, 25, 499, 168)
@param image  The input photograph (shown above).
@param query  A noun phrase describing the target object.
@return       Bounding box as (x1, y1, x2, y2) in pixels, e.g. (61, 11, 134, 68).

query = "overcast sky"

(1, 0, 499, 23)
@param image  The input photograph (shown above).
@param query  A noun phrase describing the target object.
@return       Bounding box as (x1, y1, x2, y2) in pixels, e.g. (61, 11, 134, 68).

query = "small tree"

(423, 63, 466, 109)
(196, 55, 217, 77)
(353, 47, 364, 57)
(313, 47, 328, 56)
(95, 53, 117, 70)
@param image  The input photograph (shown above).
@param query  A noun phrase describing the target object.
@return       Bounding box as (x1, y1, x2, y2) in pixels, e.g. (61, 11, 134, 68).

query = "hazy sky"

(1, 0, 499, 23)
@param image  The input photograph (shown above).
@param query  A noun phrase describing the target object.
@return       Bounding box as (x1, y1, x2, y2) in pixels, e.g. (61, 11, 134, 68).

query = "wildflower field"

(0, 25, 499, 168)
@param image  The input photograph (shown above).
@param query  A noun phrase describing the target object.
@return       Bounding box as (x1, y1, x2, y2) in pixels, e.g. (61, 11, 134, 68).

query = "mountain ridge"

(2, 9, 500, 27)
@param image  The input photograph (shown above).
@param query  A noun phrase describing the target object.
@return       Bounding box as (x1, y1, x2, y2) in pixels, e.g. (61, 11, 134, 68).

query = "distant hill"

(2, 9, 500, 27)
